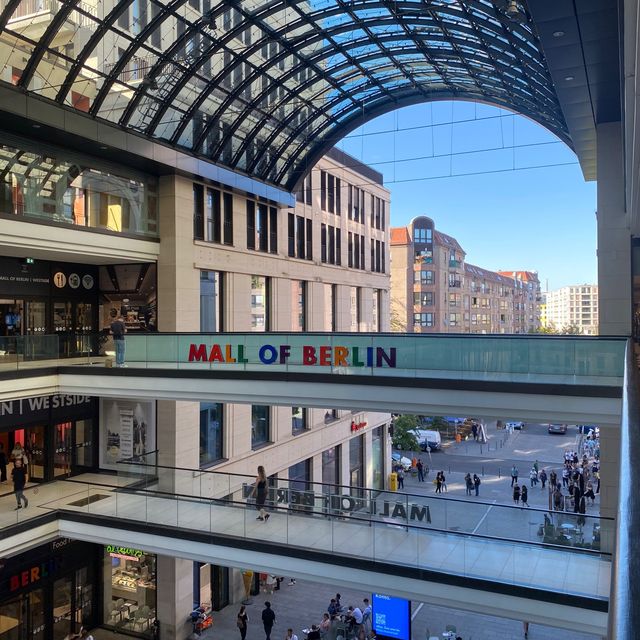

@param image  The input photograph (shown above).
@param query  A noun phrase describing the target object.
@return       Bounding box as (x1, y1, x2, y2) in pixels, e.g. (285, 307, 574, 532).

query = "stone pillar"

(157, 556, 193, 640)
(597, 122, 631, 335)
(598, 424, 620, 553)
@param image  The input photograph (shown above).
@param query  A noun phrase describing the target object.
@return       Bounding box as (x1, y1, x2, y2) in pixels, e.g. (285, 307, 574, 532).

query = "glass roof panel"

(0, 0, 569, 190)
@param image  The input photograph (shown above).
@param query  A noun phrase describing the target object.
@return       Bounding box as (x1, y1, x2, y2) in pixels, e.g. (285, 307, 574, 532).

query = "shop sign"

(350, 420, 367, 432)
(9, 557, 62, 592)
(0, 257, 50, 296)
(242, 486, 430, 524)
(0, 395, 93, 428)
(106, 545, 144, 561)
(187, 342, 397, 368)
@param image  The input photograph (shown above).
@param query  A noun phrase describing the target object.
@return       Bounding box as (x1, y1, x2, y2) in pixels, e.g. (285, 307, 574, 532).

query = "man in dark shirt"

(110, 314, 127, 367)
(12, 458, 28, 509)
(261, 601, 275, 640)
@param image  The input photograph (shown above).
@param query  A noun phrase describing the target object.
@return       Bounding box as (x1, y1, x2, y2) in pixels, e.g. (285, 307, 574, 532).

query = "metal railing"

(608, 340, 640, 637)
(8, 0, 96, 28)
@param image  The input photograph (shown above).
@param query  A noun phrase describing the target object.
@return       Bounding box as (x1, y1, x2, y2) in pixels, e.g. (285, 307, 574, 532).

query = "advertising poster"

(372, 593, 411, 640)
(100, 398, 156, 470)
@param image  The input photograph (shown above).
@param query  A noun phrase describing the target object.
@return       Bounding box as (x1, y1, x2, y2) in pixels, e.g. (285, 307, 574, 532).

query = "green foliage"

(429, 416, 449, 432)
(392, 415, 420, 451)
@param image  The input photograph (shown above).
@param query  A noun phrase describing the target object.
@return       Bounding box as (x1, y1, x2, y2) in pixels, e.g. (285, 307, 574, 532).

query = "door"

(72, 419, 95, 472)
(53, 422, 72, 478)
(22, 426, 45, 483)
(53, 301, 73, 357)
(52, 576, 73, 640)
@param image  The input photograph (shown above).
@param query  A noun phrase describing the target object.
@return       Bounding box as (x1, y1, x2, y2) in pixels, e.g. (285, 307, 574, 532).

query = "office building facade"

(543, 285, 599, 335)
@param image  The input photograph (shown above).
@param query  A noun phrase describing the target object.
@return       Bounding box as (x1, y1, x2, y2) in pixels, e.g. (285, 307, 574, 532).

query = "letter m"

(410, 504, 430, 523)
(188, 343, 207, 362)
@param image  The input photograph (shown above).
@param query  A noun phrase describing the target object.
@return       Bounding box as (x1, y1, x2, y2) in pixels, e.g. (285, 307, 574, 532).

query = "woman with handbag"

(251, 465, 270, 521)
(237, 605, 248, 640)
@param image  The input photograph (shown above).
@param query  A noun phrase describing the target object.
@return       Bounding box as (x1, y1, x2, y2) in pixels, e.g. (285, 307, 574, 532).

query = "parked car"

(391, 452, 412, 471)
(412, 429, 442, 451)
(548, 423, 568, 434)
(506, 421, 524, 430)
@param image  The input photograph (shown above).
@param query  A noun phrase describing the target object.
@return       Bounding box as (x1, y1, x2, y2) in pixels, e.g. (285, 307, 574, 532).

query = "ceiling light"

(552, 30, 565, 37)
(504, 0, 526, 24)
(100, 145, 108, 150)
(564, 75, 574, 81)
(32, 124, 41, 129)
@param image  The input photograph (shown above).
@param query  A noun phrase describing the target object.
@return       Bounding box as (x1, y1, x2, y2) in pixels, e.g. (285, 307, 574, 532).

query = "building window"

(324, 283, 336, 331)
(348, 232, 353, 268)
(288, 213, 295, 257)
(349, 435, 364, 498)
(292, 407, 307, 434)
(414, 291, 433, 307)
(413, 226, 432, 243)
(194, 184, 204, 240)
(415, 270, 434, 285)
(247, 200, 277, 253)
(200, 271, 223, 332)
(322, 445, 340, 493)
(251, 275, 269, 331)
(320, 170, 327, 210)
(200, 402, 223, 466)
(291, 280, 306, 331)
(289, 458, 311, 490)
(328, 173, 335, 213)
(354, 234, 360, 269)
(321, 224, 327, 263)
(296, 215, 305, 258)
(371, 426, 384, 490)
(223, 192, 233, 245)
(306, 219, 313, 259)
(251, 405, 270, 448)
(413, 313, 434, 327)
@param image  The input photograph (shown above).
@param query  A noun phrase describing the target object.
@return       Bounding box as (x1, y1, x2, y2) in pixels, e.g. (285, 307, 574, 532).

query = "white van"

(413, 429, 442, 451)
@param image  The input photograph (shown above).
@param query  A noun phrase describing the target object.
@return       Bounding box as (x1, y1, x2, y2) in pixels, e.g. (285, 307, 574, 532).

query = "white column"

(598, 424, 620, 553)
(156, 556, 194, 640)
(597, 122, 631, 335)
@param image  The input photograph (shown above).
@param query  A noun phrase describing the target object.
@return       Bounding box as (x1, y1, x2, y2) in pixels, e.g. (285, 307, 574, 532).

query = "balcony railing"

(449, 280, 462, 288)
(104, 56, 156, 84)
(9, 0, 96, 28)
(449, 259, 462, 268)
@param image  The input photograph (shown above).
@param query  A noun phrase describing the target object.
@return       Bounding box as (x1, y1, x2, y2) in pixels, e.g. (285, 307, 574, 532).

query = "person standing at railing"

(110, 313, 127, 367)
(251, 465, 270, 522)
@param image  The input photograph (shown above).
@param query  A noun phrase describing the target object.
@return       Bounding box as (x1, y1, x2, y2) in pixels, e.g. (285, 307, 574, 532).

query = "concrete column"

(157, 556, 193, 640)
(597, 122, 631, 335)
(598, 424, 620, 553)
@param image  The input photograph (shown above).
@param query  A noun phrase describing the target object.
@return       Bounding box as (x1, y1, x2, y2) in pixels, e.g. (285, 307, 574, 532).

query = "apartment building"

(543, 285, 599, 335)
(390, 216, 540, 334)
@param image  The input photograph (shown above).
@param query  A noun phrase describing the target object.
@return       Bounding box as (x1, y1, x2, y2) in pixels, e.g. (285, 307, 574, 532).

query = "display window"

(103, 547, 157, 636)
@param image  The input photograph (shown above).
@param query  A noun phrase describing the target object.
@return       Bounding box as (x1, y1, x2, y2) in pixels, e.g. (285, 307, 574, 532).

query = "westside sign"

(188, 342, 397, 368)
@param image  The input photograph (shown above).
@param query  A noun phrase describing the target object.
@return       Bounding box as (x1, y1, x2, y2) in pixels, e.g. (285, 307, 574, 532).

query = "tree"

(560, 324, 583, 335)
(390, 297, 407, 332)
(391, 414, 420, 451)
(429, 416, 449, 433)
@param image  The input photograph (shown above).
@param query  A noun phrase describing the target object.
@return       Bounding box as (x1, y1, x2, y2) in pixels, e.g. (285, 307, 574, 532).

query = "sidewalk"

(182, 577, 598, 640)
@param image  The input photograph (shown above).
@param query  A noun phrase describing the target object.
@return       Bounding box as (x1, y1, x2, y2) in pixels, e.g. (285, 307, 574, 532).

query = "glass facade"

(199, 403, 223, 467)
(322, 445, 340, 494)
(200, 271, 223, 332)
(251, 405, 270, 448)
(291, 406, 307, 435)
(0, 139, 157, 237)
(251, 276, 268, 331)
(104, 547, 157, 636)
(289, 458, 311, 491)
(349, 435, 364, 497)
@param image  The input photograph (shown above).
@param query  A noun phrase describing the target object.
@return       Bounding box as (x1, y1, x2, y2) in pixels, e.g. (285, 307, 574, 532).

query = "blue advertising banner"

(372, 593, 411, 640)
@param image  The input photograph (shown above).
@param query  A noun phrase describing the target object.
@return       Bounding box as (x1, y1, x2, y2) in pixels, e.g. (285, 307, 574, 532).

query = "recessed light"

(564, 75, 574, 81)
(552, 30, 565, 37)
(32, 124, 41, 129)
(99, 145, 108, 150)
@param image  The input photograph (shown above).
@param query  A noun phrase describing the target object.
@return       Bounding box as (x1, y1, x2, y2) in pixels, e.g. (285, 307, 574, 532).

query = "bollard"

(498, 467, 501, 478)
(482, 466, 485, 477)
(480, 445, 483, 455)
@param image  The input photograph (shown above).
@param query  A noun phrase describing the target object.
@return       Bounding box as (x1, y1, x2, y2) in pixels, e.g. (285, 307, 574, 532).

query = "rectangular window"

(257, 203, 268, 251)
(328, 226, 335, 264)
(413, 227, 432, 243)
(246, 201, 255, 249)
(382, 242, 386, 274)
(354, 234, 360, 269)
(328, 173, 335, 213)
(348, 184, 353, 220)
(291, 280, 306, 331)
(370, 194, 375, 227)
(376, 239, 381, 273)
(288, 213, 295, 257)
(413, 313, 434, 327)
(336, 228, 341, 266)
(348, 232, 353, 268)
(321, 224, 327, 263)
(322, 445, 340, 491)
(296, 215, 305, 258)
(371, 239, 375, 272)
(200, 271, 223, 332)
(251, 405, 270, 448)
(414, 270, 434, 284)
(291, 406, 307, 435)
(223, 192, 233, 245)
(200, 402, 223, 466)
(413, 291, 434, 306)
(269, 206, 278, 254)
(306, 219, 313, 259)
(320, 171, 327, 211)
(194, 184, 204, 240)
(305, 173, 312, 206)
(360, 234, 365, 270)
(335, 178, 341, 215)
(251, 275, 269, 331)
(205, 188, 221, 243)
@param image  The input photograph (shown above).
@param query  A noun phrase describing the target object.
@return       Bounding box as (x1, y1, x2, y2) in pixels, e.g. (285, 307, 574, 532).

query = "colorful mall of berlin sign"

(188, 342, 397, 368)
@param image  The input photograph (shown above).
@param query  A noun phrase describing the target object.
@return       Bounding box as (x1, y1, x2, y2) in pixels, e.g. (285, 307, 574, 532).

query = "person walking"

(553, 486, 563, 511)
(511, 465, 519, 487)
(539, 469, 547, 489)
(465, 473, 473, 496)
(471, 423, 478, 441)
(435, 471, 442, 494)
(520, 485, 529, 507)
(549, 469, 557, 490)
(416, 459, 425, 482)
(397, 467, 404, 490)
(262, 601, 276, 640)
(473, 474, 481, 497)
(11, 458, 28, 510)
(440, 471, 447, 492)
(0, 443, 6, 483)
(110, 313, 127, 367)
(251, 465, 270, 521)
(529, 467, 537, 487)
(513, 482, 520, 505)
(562, 466, 570, 488)
(237, 605, 248, 640)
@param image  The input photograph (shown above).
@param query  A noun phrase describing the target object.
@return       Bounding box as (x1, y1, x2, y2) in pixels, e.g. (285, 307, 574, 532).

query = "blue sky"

(336, 101, 596, 291)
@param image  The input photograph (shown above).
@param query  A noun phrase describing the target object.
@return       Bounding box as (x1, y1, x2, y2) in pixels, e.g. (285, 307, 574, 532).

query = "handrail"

(608, 340, 640, 637)
(116, 456, 615, 521)
(59, 477, 611, 559)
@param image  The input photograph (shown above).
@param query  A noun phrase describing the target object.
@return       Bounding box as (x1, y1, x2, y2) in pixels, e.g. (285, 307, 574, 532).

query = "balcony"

(7, 0, 96, 38)
(449, 280, 462, 288)
(449, 259, 462, 268)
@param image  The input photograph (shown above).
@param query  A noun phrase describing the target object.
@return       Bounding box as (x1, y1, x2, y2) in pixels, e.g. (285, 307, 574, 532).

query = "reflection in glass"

(200, 402, 223, 466)
(250, 276, 268, 332)
(251, 405, 270, 448)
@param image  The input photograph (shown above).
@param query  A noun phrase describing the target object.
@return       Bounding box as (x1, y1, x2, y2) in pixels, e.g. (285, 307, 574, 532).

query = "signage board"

(372, 593, 411, 640)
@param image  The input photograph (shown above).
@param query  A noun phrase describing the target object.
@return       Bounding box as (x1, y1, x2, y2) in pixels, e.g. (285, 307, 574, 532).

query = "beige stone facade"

(390, 216, 540, 334)
(543, 284, 599, 335)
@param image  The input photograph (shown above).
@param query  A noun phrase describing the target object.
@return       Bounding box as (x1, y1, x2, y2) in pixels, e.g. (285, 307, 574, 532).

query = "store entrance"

(52, 301, 94, 357)
(0, 300, 47, 337)
(0, 591, 45, 640)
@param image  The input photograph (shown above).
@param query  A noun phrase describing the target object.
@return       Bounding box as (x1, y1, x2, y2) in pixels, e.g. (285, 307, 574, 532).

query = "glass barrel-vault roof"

(0, 0, 569, 190)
